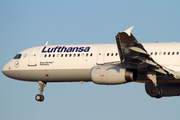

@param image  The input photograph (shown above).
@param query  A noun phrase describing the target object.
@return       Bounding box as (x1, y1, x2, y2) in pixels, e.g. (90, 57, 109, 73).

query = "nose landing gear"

(35, 81, 47, 102)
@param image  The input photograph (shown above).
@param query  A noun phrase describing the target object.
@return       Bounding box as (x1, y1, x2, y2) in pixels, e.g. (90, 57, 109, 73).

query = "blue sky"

(1, 0, 180, 120)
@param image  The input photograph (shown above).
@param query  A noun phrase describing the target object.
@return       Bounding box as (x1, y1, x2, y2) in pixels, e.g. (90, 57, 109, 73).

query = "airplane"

(2, 26, 180, 102)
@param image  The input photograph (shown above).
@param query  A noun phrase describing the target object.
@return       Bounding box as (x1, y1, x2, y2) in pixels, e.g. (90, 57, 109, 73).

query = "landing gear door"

(97, 46, 107, 65)
(28, 48, 39, 66)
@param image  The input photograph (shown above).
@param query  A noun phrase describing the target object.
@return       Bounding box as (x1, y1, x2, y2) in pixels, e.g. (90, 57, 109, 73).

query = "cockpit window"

(13, 54, 22, 59)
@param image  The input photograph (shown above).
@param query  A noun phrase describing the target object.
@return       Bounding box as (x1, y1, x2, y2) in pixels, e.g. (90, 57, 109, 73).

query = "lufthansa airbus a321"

(3, 27, 180, 102)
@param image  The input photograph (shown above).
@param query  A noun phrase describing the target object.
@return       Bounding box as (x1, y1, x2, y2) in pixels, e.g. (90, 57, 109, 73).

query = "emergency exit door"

(97, 46, 107, 64)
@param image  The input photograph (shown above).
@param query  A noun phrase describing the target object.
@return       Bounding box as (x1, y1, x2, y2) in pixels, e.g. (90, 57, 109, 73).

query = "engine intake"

(91, 65, 138, 85)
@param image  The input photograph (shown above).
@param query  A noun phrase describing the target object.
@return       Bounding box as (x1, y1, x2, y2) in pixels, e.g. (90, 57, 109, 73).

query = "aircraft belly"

(4, 69, 92, 82)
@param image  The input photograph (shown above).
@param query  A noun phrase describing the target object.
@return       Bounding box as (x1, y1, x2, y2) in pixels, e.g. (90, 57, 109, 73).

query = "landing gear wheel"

(148, 86, 160, 97)
(35, 94, 44, 102)
(155, 87, 163, 99)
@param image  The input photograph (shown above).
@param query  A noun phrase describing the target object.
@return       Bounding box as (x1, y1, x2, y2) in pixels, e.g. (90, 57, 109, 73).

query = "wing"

(115, 26, 176, 78)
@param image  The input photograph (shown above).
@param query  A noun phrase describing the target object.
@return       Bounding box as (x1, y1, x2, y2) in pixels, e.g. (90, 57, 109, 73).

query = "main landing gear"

(147, 71, 163, 98)
(148, 86, 163, 98)
(35, 81, 47, 102)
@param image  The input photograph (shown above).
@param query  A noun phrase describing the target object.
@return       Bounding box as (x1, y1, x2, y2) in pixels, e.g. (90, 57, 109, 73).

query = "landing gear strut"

(147, 71, 163, 98)
(35, 81, 47, 102)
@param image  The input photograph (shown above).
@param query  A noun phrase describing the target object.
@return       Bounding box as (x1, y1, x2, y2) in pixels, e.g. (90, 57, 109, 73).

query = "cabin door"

(28, 48, 39, 66)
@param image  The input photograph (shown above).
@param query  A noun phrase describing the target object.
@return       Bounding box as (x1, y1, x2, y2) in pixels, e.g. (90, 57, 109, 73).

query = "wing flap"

(149, 66, 167, 74)
(127, 46, 148, 54)
(131, 56, 157, 66)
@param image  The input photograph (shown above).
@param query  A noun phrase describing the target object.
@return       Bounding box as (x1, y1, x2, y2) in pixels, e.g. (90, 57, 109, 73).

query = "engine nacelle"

(91, 65, 138, 85)
(145, 83, 180, 97)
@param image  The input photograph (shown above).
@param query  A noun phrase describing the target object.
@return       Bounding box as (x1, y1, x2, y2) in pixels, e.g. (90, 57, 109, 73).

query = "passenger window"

(159, 52, 162, 55)
(177, 52, 179, 55)
(90, 53, 93, 57)
(163, 52, 166, 55)
(44, 54, 47, 57)
(111, 53, 113, 56)
(115, 53, 118, 56)
(69, 54, 72, 57)
(107, 53, 109, 56)
(53, 54, 55, 57)
(49, 54, 51, 57)
(82, 53, 84, 57)
(73, 54, 76, 57)
(57, 54, 59, 57)
(65, 54, 67, 57)
(61, 54, 63, 57)
(168, 52, 170, 55)
(78, 54, 80, 57)
(150, 52, 153, 55)
(155, 52, 157, 55)
(86, 53, 88, 57)
(172, 52, 174, 55)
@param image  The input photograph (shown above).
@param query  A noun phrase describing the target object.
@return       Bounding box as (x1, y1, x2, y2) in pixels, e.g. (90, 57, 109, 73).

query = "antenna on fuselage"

(45, 41, 48, 45)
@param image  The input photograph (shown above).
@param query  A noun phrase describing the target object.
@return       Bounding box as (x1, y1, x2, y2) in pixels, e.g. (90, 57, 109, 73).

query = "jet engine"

(145, 83, 180, 98)
(91, 65, 138, 85)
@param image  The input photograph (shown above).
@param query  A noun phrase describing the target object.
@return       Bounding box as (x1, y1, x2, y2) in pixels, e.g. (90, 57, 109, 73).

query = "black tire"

(35, 94, 41, 101)
(35, 94, 44, 102)
(155, 87, 163, 98)
(40, 95, 44, 102)
(148, 86, 160, 97)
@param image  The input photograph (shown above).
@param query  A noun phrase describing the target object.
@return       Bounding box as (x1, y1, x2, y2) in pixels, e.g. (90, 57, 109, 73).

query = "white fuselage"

(2, 42, 180, 83)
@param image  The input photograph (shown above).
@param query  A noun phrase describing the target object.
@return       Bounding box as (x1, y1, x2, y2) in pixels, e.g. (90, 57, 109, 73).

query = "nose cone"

(2, 60, 20, 80)
(2, 59, 15, 78)
(2, 62, 10, 77)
